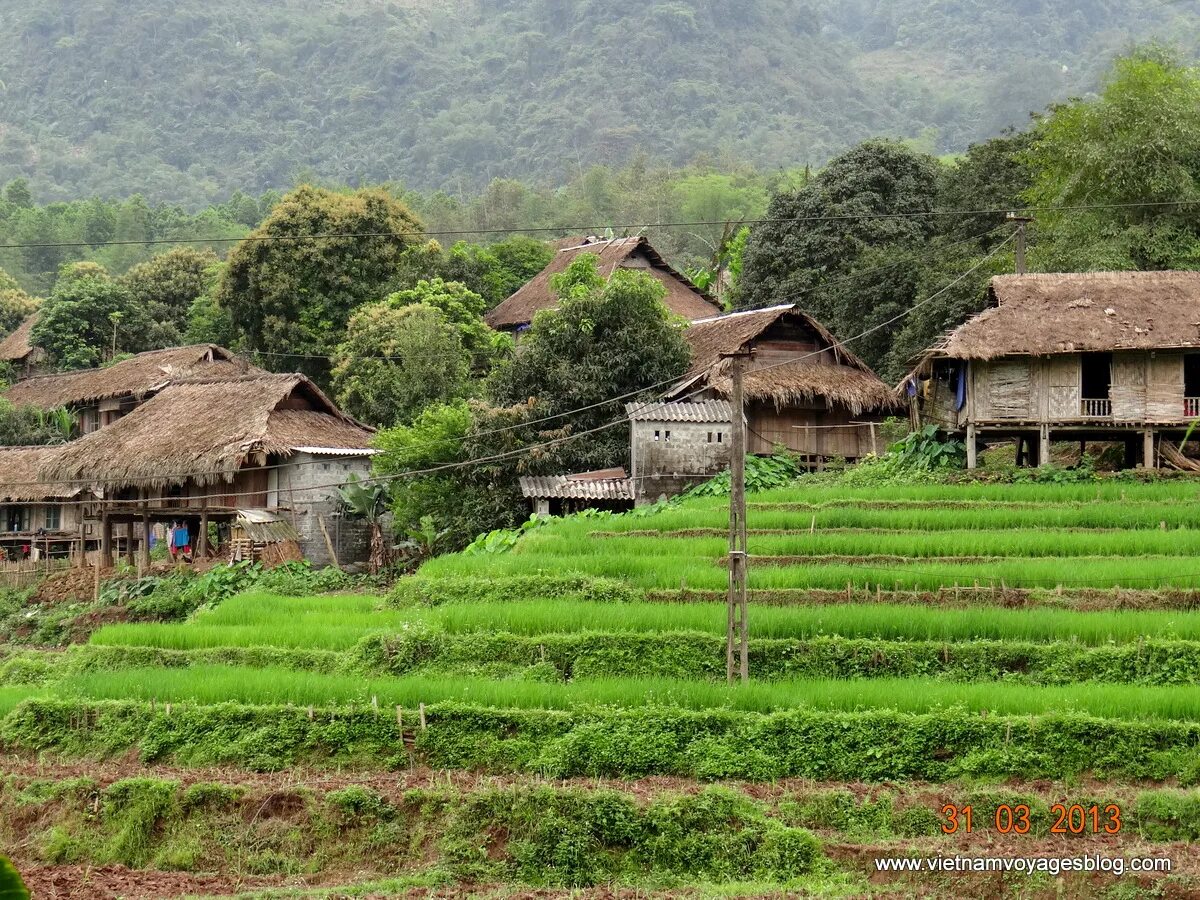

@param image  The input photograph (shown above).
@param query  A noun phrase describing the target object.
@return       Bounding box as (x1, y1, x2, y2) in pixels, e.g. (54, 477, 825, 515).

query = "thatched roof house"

(907, 271, 1200, 471)
(485, 235, 720, 332)
(0, 313, 46, 376)
(924, 271, 1200, 361)
(0, 314, 40, 363)
(4, 344, 261, 411)
(42, 374, 373, 490)
(671, 304, 899, 416)
(0, 446, 80, 502)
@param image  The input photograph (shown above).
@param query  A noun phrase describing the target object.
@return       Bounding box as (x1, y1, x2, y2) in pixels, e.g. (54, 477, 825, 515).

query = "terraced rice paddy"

(8, 478, 1200, 896)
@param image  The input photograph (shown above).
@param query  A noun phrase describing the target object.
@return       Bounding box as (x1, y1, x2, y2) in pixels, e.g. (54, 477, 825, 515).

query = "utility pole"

(723, 349, 751, 683)
(1006, 213, 1034, 274)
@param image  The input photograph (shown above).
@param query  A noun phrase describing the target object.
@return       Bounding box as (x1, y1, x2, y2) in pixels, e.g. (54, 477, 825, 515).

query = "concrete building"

(627, 400, 732, 504)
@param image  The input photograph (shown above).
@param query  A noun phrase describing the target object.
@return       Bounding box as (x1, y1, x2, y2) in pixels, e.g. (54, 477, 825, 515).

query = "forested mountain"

(0, 0, 1195, 205)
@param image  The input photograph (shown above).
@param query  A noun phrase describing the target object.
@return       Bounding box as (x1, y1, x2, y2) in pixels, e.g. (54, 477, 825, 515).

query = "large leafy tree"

(488, 254, 692, 472)
(0, 267, 39, 335)
(735, 140, 941, 370)
(1024, 50, 1200, 272)
(393, 238, 554, 309)
(215, 185, 423, 382)
(121, 247, 220, 348)
(331, 303, 473, 428)
(31, 272, 153, 370)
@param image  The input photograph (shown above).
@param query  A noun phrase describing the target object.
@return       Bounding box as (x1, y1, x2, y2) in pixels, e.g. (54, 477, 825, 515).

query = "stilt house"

(905, 271, 1200, 468)
(4, 344, 260, 433)
(37, 373, 377, 567)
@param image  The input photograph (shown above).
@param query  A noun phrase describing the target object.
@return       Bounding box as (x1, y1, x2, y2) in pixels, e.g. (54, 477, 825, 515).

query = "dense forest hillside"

(0, 0, 1195, 205)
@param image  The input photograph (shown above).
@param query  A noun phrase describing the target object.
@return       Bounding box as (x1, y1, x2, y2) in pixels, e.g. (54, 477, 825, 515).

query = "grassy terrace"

(10, 479, 1200, 784)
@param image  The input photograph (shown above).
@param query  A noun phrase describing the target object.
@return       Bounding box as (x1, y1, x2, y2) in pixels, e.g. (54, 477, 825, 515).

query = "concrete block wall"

(275, 453, 374, 568)
(631, 420, 732, 503)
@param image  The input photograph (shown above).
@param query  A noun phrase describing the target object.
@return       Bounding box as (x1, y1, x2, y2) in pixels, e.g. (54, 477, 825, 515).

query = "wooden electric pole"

(1006, 213, 1034, 274)
(724, 350, 751, 683)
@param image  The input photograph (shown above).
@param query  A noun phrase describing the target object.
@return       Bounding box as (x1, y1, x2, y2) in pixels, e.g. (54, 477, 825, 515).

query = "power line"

(0, 233, 1017, 497)
(0, 199, 1195, 251)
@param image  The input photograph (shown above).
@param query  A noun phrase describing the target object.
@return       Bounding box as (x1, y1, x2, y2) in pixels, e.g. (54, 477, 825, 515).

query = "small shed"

(485, 235, 721, 335)
(229, 509, 303, 564)
(518, 468, 635, 515)
(627, 400, 733, 503)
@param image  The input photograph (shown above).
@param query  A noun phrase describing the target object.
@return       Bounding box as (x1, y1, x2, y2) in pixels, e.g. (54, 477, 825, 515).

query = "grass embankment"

(7, 696, 1200, 782)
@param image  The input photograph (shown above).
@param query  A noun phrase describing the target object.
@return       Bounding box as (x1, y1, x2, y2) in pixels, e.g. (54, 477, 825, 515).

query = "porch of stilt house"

(96, 502, 238, 570)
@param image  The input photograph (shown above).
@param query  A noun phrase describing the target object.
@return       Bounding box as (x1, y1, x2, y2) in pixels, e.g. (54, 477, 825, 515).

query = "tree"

(31, 274, 153, 370)
(0, 267, 39, 334)
(735, 139, 941, 369)
(1024, 50, 1200, 272)
(488, 254, 692, 472)
(381, 277, 505, 362)
(336, 476, 393, 574)
(216, 185, 423, 383)
(122, 247, 220, 348)
(0, 399, 75, 446)
(373, 398, 574, 550)
(331, 303, 472, 427)
(392, 237, 553, 309)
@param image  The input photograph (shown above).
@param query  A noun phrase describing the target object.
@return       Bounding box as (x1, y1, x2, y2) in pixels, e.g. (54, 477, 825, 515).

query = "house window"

(707, 432, 713, 443)
(1185, 357, 1200, 416)
(80, 408, 100, 434)
(654, 430, 661, 441)
(664, 430, 672, 441)
(43, 505, 60, 530)
(717, 432, 724, 443)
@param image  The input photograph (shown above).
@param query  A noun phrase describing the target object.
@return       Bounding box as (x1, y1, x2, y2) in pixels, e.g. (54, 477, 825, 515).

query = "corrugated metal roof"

(625, 400, 733, 423)
(235, 509, 301, 543)
(519, 476, 634, 501)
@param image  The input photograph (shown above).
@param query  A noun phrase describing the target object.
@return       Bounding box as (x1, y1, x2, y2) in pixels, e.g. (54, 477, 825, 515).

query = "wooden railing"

(1081, 398, 1112, 417)
(1186, 397, 1200, 418)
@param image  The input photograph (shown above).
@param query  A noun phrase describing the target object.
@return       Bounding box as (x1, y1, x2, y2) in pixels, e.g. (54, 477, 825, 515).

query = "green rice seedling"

(420, 551, 1200, 591)
(49, 666, 1200, 722)
(530, 528, 1200, 560)
(91, 592, 408, 651)
(418, 601, 1200, 645)
(0, 685, 43, 717)
(540, 502, 1200, 537)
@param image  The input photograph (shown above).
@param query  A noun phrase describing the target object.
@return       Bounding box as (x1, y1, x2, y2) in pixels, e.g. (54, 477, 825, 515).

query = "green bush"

(6, 698, 1200, 783)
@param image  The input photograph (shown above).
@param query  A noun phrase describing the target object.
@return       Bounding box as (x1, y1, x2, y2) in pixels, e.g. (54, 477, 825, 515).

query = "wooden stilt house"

(905, 271, 1200, 468)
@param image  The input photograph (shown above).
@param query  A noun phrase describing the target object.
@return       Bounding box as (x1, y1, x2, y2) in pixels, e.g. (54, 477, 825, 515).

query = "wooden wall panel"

(1147, 353, 1184, 421)
(1046, 356, 1080, 419)
(1112, 354, 1147, 421)
(987, 359, 1031, 418)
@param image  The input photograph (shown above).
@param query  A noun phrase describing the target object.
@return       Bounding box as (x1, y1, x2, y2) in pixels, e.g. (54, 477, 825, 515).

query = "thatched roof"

(673, 305, 900, 415)
(41, 374, 374, 490)
(0, 446, 80, 501)
(485, 235, 720, 329)
(5, 345, 261, 409)
(931, 271, 1200, 361)
(0, 314, 39, 362)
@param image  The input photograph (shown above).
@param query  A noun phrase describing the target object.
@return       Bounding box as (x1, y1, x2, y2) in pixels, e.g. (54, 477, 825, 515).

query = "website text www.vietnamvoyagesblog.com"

(875, 855, 1172, 877)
